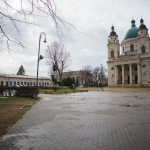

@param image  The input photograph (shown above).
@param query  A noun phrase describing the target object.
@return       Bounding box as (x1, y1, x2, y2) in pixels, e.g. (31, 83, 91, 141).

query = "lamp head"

(40, 55, 44, 60)
(43, 38, 47, 43)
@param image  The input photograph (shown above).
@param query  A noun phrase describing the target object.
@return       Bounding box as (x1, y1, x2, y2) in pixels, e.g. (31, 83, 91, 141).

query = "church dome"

(123, 19, 138, 40)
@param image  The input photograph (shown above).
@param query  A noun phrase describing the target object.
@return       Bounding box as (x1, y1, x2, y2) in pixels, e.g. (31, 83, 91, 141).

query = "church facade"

(107, 19, 150, 87)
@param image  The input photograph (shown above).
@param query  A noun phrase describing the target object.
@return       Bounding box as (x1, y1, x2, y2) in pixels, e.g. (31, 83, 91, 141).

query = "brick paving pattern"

(0, 91, 150, 150)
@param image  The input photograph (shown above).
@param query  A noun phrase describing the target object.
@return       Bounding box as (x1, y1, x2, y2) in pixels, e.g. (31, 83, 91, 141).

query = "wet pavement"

(0, 91, 150, 150)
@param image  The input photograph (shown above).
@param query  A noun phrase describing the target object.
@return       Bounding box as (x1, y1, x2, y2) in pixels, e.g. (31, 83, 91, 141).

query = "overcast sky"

(0, 0, 150, 77)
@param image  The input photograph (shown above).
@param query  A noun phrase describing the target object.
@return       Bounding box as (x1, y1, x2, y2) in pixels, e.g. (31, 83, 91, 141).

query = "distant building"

(107, 18, 150, 87)
(0, 74, 50, 86)
(62, 70, 93, 86)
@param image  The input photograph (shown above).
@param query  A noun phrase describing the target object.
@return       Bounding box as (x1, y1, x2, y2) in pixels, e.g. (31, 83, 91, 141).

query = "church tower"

(107, 26, 120, 61)
(137, 18, 150, 55)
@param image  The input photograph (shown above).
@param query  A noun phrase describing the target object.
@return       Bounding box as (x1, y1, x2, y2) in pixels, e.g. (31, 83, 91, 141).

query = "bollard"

(65, 90, 68, 94)
(44, 91, 47, 94)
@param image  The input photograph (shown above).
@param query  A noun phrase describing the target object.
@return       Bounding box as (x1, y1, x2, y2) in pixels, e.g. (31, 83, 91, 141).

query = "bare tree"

(93, 66, 100, 86)
(45, 41, 71, 84)
(0, 0, 76, 52)
(81, 65, 93, 86)
(93, 65, 107, 86)
(98, 64, 107, 85)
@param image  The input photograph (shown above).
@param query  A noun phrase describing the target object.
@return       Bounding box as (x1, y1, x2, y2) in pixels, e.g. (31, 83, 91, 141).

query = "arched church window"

(111, 50, 114, 57)
(141, 46, 145, 53)
(130, 44, 134, 51)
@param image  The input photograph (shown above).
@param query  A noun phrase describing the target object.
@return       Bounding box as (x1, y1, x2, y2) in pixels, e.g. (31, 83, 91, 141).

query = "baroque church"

(107, 18, 150, 87)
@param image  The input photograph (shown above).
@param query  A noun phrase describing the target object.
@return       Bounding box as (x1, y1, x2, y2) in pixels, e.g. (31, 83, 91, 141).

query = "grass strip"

(0, 97, 38, 137)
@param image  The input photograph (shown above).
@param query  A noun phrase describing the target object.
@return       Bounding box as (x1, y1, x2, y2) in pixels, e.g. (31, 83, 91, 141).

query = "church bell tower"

(107, 26, 120, 61)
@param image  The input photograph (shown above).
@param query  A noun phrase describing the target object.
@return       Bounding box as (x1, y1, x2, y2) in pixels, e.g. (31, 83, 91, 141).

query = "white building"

(0, 74, 50, 86)
(107, 18, 150, 87)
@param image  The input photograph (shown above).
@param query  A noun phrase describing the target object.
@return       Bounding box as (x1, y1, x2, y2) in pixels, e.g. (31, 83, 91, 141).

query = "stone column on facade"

(137, 64, 141, 84)
(129, 64, 132, 84)
(115, 65, 118, 84)
(121, 65, 125, 84)
(134, 43, 136, 50)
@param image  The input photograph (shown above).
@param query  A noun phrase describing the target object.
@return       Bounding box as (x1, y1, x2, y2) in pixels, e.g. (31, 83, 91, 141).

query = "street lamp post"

(97, 71, 99, 87)
(101, 64, 103, 91)
(35, 32, 46, 99)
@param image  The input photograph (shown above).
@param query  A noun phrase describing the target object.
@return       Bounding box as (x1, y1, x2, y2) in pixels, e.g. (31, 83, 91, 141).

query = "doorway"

(135, 75, 138, 84)
(121, 76, 122, 84)
(128, 76, 130, 84)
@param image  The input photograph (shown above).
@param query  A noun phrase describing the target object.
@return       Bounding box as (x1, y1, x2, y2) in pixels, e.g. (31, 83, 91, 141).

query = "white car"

(79, 85, 83, 88)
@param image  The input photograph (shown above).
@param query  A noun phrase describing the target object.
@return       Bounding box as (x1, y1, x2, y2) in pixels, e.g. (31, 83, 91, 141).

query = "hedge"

(0, 86, 39, 99)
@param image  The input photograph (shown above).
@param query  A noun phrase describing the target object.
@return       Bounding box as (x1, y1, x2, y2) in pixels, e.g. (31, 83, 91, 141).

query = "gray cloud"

(1, 0, 150, 77)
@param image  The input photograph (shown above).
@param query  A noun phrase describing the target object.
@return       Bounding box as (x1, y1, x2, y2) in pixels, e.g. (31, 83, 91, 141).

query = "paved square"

(0, 91, 150, 150)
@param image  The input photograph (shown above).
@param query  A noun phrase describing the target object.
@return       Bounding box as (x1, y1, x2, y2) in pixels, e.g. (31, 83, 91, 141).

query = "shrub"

(0, 87, 38, 99)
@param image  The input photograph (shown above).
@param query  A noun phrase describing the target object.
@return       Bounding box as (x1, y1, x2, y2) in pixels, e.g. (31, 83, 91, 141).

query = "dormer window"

(130, 44, 134, 51)
(111, 50, 114, 57)
(141, 46, 145, 53)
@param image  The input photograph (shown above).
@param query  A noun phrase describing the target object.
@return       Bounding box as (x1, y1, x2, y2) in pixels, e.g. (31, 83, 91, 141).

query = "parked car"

(79, 85, 83, 88)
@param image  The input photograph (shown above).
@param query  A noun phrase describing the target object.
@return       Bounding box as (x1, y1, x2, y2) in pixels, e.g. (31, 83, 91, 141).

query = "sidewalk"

(0, 91, 150, 150)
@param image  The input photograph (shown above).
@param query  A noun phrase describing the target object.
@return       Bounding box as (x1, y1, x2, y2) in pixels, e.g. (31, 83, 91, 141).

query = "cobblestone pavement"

(0, 91, 150, 150)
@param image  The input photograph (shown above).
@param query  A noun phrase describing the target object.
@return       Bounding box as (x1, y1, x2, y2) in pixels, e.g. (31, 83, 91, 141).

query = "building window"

(130, 44, 134, 51)
(135, 67, 137, 70)
(10, 81, 12, 86)
(127, 68, 129, 71)
(141, 31, 143, 33)
(17, 82, 19, 85)
(111, 50, 114, 57)
(24, 82, 26, 85)
(1, 81, 3, 86)
(120, 68, 122, 71)
(142, 65, 146, 67)
(31, 82, 32, 85)
(21, 82, 23, 85)
(141, 46, 145, 53)
(123, 47, 124, 53)
(27, 82, 29, 86)
(6, 81, 8, 86)
(34, 82, 35, 86)
(111, 67, 114, 70)
(14, 82, 16, 86)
